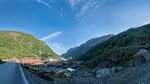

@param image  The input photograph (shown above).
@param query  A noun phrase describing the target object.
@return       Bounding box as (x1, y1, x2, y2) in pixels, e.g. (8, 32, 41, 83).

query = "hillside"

(81, 24, 150, 68)
(62, 34, 113, 59)
(0, 31, 58, 60)
(100, 62, 150, 84)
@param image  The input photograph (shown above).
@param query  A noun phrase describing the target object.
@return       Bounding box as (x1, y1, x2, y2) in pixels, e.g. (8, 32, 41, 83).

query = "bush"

(112, 66, 123, 73)
(0, 59, 4, 64)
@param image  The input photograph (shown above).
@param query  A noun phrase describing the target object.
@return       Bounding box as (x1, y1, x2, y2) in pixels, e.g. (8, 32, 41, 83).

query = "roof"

(66, 68, 75, 72)
(21, 59, 42, 64)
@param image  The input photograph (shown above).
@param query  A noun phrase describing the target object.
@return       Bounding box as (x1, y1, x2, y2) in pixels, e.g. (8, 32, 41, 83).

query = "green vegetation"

(80, 24, 150, 68)
(62, 34, 113, 60)
(0, 31, 58, 60)
(0, 59, 5, 64)
(0, 59, 2, 63)
(112, 66, 123, 73)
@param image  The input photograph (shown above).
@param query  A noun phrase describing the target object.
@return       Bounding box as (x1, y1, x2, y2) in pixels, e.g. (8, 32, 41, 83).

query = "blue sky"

(0, 0, 150, 55)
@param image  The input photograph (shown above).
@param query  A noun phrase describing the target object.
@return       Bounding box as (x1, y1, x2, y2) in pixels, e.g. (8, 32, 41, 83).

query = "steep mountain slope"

(62, 34, 113, 59)
(81, 24, 150, 68)
(0, 31, 58, 60)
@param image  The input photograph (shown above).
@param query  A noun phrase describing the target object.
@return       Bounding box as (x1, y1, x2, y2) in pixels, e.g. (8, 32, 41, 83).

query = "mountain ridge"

(62, 34, 114, 59)
(81, 23, 150, 68)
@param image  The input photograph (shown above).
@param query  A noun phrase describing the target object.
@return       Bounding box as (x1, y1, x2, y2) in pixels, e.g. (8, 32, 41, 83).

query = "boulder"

(129, 49, 150, 67)
(96, 68, 111, 78)
(137, 49, 150, 62)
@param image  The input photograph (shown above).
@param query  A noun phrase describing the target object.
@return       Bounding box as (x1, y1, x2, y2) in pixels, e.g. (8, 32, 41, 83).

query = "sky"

(0, 0, 150, 55)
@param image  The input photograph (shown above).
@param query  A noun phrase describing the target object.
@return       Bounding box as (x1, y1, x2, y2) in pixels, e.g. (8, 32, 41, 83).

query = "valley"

(0, 0, 150, 84)
(1, 24, 150, 84)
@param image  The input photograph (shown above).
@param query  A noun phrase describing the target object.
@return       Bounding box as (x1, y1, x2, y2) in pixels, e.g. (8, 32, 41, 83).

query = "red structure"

(21, 59, 42, 65)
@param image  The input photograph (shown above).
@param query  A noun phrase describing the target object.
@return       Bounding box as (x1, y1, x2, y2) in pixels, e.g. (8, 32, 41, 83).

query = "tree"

(41, 53, 49, 61)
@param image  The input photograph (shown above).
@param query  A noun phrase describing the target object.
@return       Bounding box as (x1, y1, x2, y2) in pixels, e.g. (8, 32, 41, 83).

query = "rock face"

(96, 68, 111, 78)
(129, 49, 150, 67)
(101, 62, 150, 84)
(62, 34, 113, 60)
(137, 49, 150, 62)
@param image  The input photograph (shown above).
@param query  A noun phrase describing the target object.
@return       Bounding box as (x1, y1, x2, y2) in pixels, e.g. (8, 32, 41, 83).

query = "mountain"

(62, 34, 113, 59)
(0, 31, 58, 60)
(81, 24, 150, 68)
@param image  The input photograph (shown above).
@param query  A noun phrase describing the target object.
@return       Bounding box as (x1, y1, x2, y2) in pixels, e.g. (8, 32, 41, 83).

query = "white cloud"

(36, 0, 64, 17)
(40, 31, 62, 41)
(143, 21, 150, 25)
(69, 0, 108, 17)
(81, 1, 98, 16)
(69, 0, 81, 8)
(49, 43, 69, 55)
(36, 0, 51, 8)
(78, 0, 106, 17)
(40, 31, 65, 55)
(76, 42, 81, 47)
(52, 43, 63, 50)
(94, 0, 108, 9)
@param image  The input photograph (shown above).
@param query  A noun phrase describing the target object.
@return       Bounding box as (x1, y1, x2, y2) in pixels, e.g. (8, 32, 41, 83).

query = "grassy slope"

(0, 31, 58, 60)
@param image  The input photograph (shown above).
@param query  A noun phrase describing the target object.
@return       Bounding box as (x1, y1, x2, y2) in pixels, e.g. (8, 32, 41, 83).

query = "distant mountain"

(62, 34, 113, 59)
(0, 31, 58, 60)
(81, 23, 150, 68)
